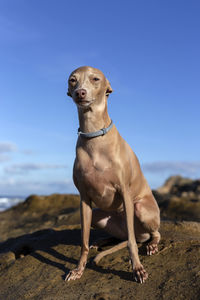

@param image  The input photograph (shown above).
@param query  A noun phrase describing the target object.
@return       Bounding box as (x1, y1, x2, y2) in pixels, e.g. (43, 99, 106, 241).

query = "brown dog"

(65, 66, 160, 283)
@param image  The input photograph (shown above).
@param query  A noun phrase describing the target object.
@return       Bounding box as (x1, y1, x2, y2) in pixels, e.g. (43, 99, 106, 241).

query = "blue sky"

(0, 0, 200, 196)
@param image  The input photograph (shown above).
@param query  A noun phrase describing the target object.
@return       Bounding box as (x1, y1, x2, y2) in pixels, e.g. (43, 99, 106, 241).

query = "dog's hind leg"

(91, 208, 128, 240)
(134, 194, 161, 256)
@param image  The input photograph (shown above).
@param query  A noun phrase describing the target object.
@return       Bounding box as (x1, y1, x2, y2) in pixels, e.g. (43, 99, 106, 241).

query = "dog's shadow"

(0, 228, 139, 282)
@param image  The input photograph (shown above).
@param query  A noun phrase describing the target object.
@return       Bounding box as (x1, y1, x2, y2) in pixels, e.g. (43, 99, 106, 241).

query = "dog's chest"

(74, 151, 122, 210)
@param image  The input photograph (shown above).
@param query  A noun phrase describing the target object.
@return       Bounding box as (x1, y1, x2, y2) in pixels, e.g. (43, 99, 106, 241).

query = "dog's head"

(67, 66, 113, 108)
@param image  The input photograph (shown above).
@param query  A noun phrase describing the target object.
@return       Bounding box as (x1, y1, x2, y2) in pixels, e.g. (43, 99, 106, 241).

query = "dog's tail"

(93, 240, 128, 265)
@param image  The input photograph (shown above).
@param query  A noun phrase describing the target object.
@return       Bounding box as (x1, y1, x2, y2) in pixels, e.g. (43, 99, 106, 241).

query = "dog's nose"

(76, 89, 87, 99)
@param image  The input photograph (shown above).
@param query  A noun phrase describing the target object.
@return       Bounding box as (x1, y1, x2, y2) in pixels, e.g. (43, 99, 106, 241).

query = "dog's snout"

(76, 89, 87, 99)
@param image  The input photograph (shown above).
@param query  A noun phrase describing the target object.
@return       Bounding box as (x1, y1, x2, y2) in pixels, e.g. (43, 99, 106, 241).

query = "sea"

(0, 196, 25, 212)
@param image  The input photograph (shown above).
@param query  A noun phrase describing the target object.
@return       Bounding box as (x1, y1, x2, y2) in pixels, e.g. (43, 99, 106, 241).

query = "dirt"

(0, 222, 199, 300)
(0, 177, 200, 300)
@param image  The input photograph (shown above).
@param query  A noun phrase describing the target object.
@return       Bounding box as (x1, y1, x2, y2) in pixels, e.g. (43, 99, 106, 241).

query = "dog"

(65, 66, 160, 283)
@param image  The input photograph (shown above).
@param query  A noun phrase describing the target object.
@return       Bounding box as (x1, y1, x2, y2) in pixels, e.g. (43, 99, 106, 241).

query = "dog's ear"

(106, 79, 113, 97)
(67, 89, 72, 97)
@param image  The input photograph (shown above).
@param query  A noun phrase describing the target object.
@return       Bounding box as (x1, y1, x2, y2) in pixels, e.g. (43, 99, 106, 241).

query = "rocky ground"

(0, 176, 200, 300)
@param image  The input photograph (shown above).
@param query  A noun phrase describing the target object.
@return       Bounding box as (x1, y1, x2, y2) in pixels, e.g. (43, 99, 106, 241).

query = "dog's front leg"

(122, 190, 148, 283)
(65, 198, 92, 281)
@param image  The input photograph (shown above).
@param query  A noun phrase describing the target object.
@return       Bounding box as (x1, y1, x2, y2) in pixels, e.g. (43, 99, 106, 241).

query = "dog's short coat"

(65, 66, 160, 283)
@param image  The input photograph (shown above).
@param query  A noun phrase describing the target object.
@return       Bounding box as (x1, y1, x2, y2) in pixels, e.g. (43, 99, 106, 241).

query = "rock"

(157, 175, 185, 194)
(0, 222, 199, 300)
(91, 292, 111, 300)
(0, 251, 15, 271)
(157, 176, 196, 194)
(0, 194, 80, 242)
(153, 176, 200, 222)
(0, 177, 200, 299)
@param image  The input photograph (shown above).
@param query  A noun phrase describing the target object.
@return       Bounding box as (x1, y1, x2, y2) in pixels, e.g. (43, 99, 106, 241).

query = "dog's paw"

(65, 268, 84, 281)
(146, 243, 158, 256)
(133, 264, 148, 284)
(90, 243, 99, 250)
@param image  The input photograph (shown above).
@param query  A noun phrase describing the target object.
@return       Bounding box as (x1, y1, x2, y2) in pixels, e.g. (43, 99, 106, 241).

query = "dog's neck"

(77, 100, 111, 133)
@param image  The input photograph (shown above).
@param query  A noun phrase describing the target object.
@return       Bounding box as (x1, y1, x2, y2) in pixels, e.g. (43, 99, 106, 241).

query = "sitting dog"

(65, 66, 160, 283)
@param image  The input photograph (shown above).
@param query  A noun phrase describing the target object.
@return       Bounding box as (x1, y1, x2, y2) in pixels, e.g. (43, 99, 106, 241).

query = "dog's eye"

(69, 78, 77, 83)
(93, 77, 100, 81)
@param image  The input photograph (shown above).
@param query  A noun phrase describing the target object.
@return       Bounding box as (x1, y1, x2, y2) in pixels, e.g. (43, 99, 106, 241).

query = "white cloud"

(0, 141, 36, 157)
(0, 177, 76, 196)
(21, 150, 34, 155)
(142, 161, 200, 176)
(0, 154, 10, 162)
(0, 142, 17, 153)
(4, 163, 68, 174)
